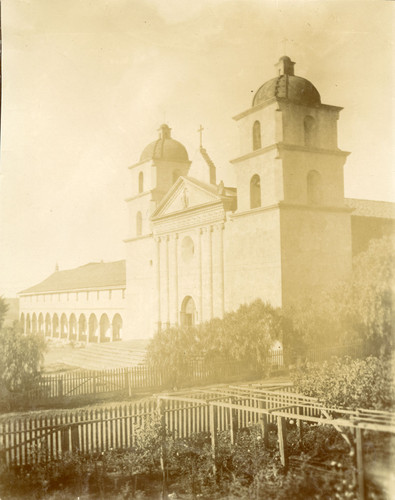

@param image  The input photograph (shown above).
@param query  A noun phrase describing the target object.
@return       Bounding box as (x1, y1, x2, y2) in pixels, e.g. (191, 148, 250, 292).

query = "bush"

(292, 356, 395, 410)
(147, 300, 284, 383)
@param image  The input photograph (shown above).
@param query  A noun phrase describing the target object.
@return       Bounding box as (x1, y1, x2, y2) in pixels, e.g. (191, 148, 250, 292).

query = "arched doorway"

(180, 296, 197, 327)
(26, 314, 31, 334)
(78, 314, 87, 342)
(60, 313, 68, 339)
(112, 314, 123, 341)
(38, 313, 44, 335)
(88, 314, 98, 343)
(99, 314, 110, 342)
(69, 314, 77, 341)
(45, 313, 51, 336)
(52, 314, 59, 337)
(32, 313, 37, 334)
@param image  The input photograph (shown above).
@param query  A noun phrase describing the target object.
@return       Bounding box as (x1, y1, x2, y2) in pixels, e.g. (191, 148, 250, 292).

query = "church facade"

(19, 56, 395, 341)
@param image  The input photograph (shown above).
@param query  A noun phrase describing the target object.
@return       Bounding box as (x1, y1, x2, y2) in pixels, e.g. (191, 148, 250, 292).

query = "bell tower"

(228, 56, 352, 307)
(124, 125, 191, 339)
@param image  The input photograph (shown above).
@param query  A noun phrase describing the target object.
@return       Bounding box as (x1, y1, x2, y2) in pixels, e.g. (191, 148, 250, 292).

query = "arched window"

(138, 172, 144, 193)
(250, 174, 261, 209)
(136, 211, 142, 236)
(307, 170, 322, 205)
(253, 121, 262, 150)
(304, 116, 315, 147)
(181, 236, 194, 263)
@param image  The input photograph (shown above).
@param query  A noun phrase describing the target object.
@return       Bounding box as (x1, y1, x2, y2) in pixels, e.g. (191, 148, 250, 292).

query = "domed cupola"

(252, 56, 321, 107)
(140, 124, 189, 163)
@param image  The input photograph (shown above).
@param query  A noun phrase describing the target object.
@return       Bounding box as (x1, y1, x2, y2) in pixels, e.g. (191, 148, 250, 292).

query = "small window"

(250, 174, 261, 209)
(138, 171, 144, 193)
(253, 121, 262, 150)
(67, 292, 69, 302)
(76, 292, 79, 301)
(86, 291, 89, 300)
(109, 290, 112, 300)
(136, 211, 142, 236)
(307, 170, 322, 205)
(122, 289, 125, 299)
(97, 291, 100, 300)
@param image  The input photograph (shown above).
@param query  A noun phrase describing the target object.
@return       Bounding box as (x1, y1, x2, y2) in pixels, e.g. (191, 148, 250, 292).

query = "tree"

(147, 300, 283, 381)
(0, 324, 46, 397)
(0, 296, 9, 330)
(343, 236, 394, 355)
(285, 236, 394, 356)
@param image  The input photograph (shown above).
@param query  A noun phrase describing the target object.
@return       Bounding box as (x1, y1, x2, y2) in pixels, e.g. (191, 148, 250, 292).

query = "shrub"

(292, 356, 395, 410)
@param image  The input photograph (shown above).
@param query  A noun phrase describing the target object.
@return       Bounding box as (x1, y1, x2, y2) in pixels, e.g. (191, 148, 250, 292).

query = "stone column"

(215, 223, 225, 317)
(165, 235, 170, 327)
(209, 225, 214, 319)
(197, 228, 203, 323)
(172, 233, 179, 324)
(155, 236, 162, 331)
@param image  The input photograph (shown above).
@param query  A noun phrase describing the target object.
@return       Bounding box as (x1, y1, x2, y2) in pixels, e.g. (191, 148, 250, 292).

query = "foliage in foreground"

(3, 420, 386, 500)
(292, 355, 395, 410)
(0, 324, 46, 399)
(147, 299, 283, 375)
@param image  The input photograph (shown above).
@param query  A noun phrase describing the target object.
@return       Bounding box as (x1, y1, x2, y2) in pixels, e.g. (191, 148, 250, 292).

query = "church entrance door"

(180, 296, 196, 327)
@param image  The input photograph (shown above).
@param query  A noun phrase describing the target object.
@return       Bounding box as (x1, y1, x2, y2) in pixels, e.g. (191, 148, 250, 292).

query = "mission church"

(19, 56, 395, 342)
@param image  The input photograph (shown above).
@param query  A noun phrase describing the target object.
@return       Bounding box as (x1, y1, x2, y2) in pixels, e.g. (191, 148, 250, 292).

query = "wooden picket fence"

(26, 357, 281, 402)
(0, 383, 296, 467)
(19, 343, 361, 403)
(3, 382, 393, 468)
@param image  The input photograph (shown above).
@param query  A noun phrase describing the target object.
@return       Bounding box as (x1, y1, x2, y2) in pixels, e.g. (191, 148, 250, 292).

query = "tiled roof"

(346, 198, 395, 219)
(20, 260, 126, 295)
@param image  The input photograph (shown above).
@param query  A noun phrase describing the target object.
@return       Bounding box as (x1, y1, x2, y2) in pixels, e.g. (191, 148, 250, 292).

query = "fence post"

(157, 398, 167, 499)
(124, 369, 130, 397)
(355, 424, 366, 500)
(57, 378, 63, 398)
(71, 423, 80, 451)
(228, 397, 237, 445)
(259, 399, 269, 448)
(296, 406, 302, 440)
(277, 416, 288, 467)
(209, 403, 218, 476)
(93, 372, 97, 394)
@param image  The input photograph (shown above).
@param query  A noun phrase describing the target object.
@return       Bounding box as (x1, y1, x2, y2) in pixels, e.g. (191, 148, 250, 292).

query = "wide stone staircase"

(44, 340, 148, 372)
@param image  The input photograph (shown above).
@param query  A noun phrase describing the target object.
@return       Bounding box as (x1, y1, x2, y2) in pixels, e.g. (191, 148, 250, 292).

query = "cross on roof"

(197, 124, 204, 148)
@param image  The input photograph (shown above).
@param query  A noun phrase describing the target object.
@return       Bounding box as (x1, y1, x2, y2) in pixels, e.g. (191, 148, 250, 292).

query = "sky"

(0, 0, 394, 297)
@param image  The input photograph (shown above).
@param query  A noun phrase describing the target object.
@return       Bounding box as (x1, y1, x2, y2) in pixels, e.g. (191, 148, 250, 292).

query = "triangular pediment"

(152, 177, 222, 219)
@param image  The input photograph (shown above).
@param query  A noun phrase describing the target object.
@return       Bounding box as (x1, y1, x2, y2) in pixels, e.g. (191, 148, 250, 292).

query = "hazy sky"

(0, 0, 394, 297)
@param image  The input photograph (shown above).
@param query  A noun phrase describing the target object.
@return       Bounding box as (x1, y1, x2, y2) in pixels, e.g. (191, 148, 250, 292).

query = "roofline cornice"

(128, 159, 192, 170)
(18, 284, 126, 296)
(231, 201, 353, 220)
(152, 199, 225, 222)
(123, 233, 153, 243)
(233, 98, 343, 121)
(230, 142, 350, 164)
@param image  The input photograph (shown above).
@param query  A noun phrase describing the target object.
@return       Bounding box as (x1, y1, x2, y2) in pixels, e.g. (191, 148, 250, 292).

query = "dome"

(140, 124, 189, 162)
(252, 56, 321, 107)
